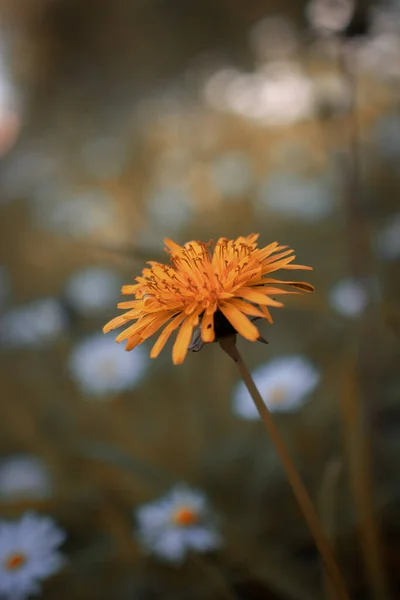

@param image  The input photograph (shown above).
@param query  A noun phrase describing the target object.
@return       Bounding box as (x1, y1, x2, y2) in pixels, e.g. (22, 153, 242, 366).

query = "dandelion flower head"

(104, 234, 314, 364)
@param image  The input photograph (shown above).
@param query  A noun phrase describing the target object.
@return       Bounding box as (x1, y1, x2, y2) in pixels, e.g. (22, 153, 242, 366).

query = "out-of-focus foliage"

(0, 0, 399, 598)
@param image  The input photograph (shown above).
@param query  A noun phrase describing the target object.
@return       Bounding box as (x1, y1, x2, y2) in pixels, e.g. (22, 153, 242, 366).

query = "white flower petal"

(233, 355, 320, 419)
(64, 267, 123, 316)
(135, 484, 221, 563)
(0, 513, 65, 599)
(69, 333, 148, 398)
(0, 298, 67, 349)
(0, 455, 52, 502)
(328, 278, 369, 318)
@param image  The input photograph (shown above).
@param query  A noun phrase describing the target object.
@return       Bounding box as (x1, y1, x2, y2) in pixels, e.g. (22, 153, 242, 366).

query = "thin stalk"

(340, 360, 388, 600)
(231, 345, 350, 600)
(338, 42, 388, 600)
(318, 459, 343, 600)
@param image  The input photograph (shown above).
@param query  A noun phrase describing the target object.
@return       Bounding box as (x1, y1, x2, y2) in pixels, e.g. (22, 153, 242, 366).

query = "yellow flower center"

(269, 385, 287, 405)
(4, 552, 27, 571)
(172, 506, 198, 527)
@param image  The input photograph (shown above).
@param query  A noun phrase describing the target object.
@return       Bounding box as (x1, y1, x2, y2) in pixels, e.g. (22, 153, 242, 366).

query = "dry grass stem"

(231, 346, 350, 600)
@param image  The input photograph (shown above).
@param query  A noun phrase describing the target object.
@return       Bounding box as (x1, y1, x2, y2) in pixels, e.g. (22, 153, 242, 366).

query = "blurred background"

(0, 0, 400, 598)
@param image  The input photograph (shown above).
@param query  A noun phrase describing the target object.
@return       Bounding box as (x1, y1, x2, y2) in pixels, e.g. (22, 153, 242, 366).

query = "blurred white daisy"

(0, 265, 10, 308)
(374, 214, 400, 260)
(328, 278, 369, 318)
(136, 483, 222, 563)
(305, 0, 355, 34)
(147, 186, 193, 232)
(257, 172, 335, 221)
(30, 188, 116, 238)
(0, 512, 65, 600)
(204, 62, 315, 126)
(0, 298, 67, 350)
(210, 152, 253, 199)
(69, 333, 148, 398)
(64, 267, 123, 317)
(0, 455, 52, 502)
(373, 115, 400, 162)
(233, 356, 320, 420)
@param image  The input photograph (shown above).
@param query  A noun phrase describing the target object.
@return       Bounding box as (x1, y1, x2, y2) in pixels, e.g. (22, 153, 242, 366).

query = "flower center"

(4, 552, 27, 571)
(172, 506, 198, 527)
(268, 385, 287, 405)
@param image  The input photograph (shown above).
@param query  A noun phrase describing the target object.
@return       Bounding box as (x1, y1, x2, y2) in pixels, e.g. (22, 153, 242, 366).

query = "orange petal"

(117, 301, 138, 309)
(172, 317, 196, 365)
(122, 284, 141, 295)
(260, 305, 273, 323)
(280, 264, 313, 271)
(150, 313, 187, 359)
(219, 303, 260, 341)
(262, 248, 294, 264)
(103, 315, 127, 333)
(164, 238, 184, 255)
(229, 299, 265, 318)
(139, 312, 176, 339)
(237, 288, 284, 307)
(125, 334, 142, 351)
(259, 279, 315, 292)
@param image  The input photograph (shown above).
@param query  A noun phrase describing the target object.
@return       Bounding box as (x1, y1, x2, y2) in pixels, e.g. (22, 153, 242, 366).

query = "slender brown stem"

(340, 360, 388, 600)
(318, 459, 343, 600)
(231, 345, 350, 600)
(337, 42, 389, 600)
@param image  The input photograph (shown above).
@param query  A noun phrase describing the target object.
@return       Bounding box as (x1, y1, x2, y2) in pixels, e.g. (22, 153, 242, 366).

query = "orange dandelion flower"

(103, 234, 314, 365)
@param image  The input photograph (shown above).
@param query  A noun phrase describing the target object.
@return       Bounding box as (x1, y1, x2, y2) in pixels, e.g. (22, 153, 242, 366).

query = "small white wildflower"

(69, 333, 148, 398)
(0, 298, 67, 349)
(374, 214, 400, 260)
(0, 455, 52, 502)
(329, 278, 369, 318)
(0, 512, 65, 600)
(64, 267, 123, 316)
(257, 173, 335, 221)
(233, 356, 320, 420)
(136, 484, 222, 563)
(210, 152, 253, 199)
